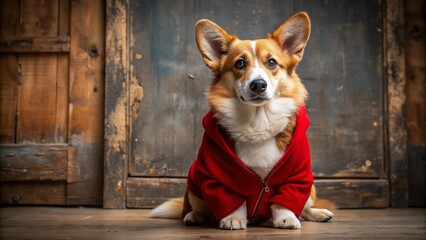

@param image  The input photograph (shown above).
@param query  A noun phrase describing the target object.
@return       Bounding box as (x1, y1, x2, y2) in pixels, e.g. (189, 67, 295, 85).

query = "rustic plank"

(1, 208, 426, 239)
(55, 53, 69, 144)
(16, 54, 59, 143)
(128, 0, 385, 179)
(314, 179, 389, 208)
(404, 0, 426, 207)
(404, 0, 426, 145)
(126, 178, 388, 209)
(296, 1, 385, 178)
(0, 55, 19, 143)
(0, 144, 68, 181)
(0, 181, 66, 205)
(126, 177, 187, 208)
(0, 0, 20, 36)
(59, 0, 70, 36)
(19, 0, 59, 36)
(104, 0, 129, 209)
(385, 0, 408, 207)
(55, 0, 70, 144)
(0, 36, 70, 52)
(67, 0, 104, 206)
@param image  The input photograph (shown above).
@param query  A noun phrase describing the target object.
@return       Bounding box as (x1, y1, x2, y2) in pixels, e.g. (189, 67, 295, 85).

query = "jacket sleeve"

(269, 135, 314, 217)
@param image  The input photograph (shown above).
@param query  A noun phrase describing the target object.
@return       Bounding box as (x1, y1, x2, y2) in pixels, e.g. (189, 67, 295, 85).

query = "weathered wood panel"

(0, 0, 60, 36)
(405, 0, 426, 207)
(18, 0, 59, 36)
(126, 178, 388, 209)
(126, 178, 187, 208)
(129, 0, 385, 179)
(67, 0, 104, 206)
(1, 208, 426, 239)
(296, 1, 384, 178)
(56, 0, 70, 146)
(0, 55, 19, 144)
(0, 0, 19, 36)
(16, 54, 62, 143)
(0, 36, 70, 53)
(0, 0, 106, 207)
(0, 144, 67, 181)
(104, 0, 129, 209)
(385, 0, 408, 207)
(314, 180, 389, 208)
(0, 181, 66, 205)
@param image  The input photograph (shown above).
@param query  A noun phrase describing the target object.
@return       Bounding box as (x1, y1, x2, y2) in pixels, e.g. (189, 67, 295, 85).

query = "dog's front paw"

(301, 208, 334, 222)
(183, 211, 205, 226)
(271, 204, 301, 229)
(273, 214, 301, 229)
(219, 215, 247, 230)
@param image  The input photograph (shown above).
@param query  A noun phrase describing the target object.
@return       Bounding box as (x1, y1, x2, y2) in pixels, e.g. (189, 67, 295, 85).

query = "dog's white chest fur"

(217, 97, 297, 180)
(236, 138, 283, 179)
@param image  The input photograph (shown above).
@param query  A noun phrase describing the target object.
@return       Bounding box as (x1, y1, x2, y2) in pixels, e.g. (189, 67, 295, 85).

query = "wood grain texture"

(68, 0, 104, 206)
(128, 0, 385, 179)
(0, 0, 20, 36)
(405, 0, 426, 145)
(404, 0, 426, 207)
(314, 179, 389, 208)
(126, 177, 186, 208)
(0, 36, 70, 52)
(18, 0, 59, 36)
(0, 55, 19, 143)
(104, 0, 129, 209)
(1, 208, 425, 239)
(385, 0, 408, 207)
(126, 178, 388, 209)
(0, 144, 67, 181)
(0, 182, 66, 205)
(16, 54, 61, 143)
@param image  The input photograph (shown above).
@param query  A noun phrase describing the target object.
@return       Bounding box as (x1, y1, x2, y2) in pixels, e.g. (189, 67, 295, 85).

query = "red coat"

(187, 106, 313, 223)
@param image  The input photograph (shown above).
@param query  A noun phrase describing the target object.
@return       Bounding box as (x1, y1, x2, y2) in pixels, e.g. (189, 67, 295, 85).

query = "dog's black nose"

(249, 79, 267, 94)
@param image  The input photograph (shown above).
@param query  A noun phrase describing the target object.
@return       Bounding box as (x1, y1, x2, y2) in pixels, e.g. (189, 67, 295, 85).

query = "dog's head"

(195, 12, 310, 110)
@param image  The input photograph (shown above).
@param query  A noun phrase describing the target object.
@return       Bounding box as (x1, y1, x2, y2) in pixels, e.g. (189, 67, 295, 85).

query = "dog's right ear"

(195, 20, 235, 72)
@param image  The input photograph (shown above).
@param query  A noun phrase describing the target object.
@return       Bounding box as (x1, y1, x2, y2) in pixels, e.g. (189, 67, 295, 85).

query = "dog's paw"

(301, 208, 334, 222)
(273, 214, 301, 229)
(271, 205, 301, 229)
(183, 211, 205, 226)
(219, 215, 247, 230)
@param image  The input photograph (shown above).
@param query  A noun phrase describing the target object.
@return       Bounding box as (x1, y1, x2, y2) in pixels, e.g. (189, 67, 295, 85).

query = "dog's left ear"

(272, 12, 311, 61)
(195, 19, 235, 73)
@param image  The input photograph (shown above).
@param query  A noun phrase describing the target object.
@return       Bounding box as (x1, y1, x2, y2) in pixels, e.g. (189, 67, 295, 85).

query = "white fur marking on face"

(233, 41, 274, 102)
(251, 41, 260, 68)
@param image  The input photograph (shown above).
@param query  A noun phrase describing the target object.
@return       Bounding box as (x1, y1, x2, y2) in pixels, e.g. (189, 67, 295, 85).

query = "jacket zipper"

(249, 180, 270, 221)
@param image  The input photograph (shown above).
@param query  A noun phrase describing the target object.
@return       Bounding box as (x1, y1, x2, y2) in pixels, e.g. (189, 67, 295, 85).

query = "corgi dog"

(150, 12, 334, 230)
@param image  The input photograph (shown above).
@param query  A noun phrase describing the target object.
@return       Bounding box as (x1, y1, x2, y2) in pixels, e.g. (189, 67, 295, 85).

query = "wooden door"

(104, 0, 407, 208)
(0, 0, 104, 206)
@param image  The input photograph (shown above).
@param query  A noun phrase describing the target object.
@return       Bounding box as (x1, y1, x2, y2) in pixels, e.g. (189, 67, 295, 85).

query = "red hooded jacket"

(187, 106, 313, 223)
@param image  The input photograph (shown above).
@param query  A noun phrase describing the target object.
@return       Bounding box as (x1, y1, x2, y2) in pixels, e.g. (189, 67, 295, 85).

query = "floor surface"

(0, 207, 425, 239)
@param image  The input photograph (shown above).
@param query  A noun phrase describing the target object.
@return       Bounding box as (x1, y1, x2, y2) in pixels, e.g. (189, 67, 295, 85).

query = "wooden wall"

(405, 0, 426, 207)
(0, 0, 104, 206)
(104, 0, 410, 209)
(0, 0, 424, 207)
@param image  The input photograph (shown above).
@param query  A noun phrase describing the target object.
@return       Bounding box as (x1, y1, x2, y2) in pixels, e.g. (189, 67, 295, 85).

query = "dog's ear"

(195, 19, 235, 72)
(271, 12, 311, 61)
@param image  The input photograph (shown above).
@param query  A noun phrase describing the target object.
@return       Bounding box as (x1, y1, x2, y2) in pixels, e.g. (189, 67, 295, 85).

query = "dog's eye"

(266, 58, 277, 69)
(234, 59, 247, 70)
